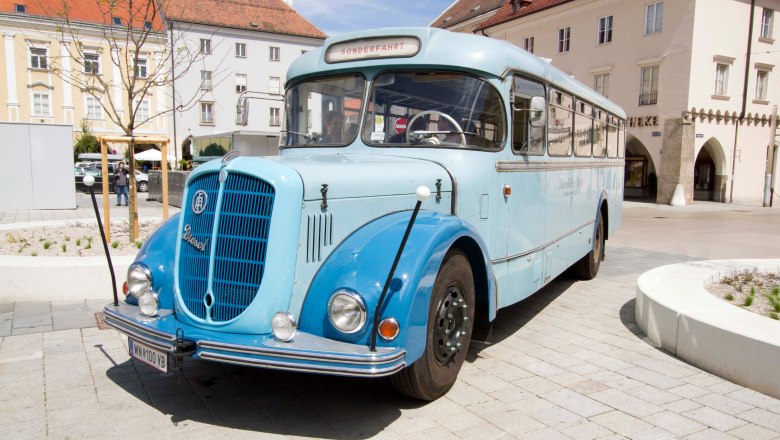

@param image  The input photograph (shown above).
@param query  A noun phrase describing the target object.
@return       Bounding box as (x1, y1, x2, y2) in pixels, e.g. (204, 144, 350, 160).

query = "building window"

(645, 2, 663, 35)
(134, 58, 148, 78)
(32, 92, 50, 116)
(269, 76, 280, 94)
(714, 63, 729, 96)
(200, 38, 211, 54)
(236, 74, 247, 93)
(15, 4, 26, 13)
(756, 70, 769, 100)
(235, 42, 246, 58)
(30, 47, 47, 69)
(640, 65, 659, 105)
(112, 17, 122, 25)
(557, 27, 571, 53)
(598, 15, 613, 45)
(85, 96, 103, 119)
(594, 73, 609, 97)
(761, 9, 774, 40)
(144, 21, 152, 30)
(84, 53, 100, 74)
(134, 99, 150, 122)
(269, 46, 280, 61)
(523, 36, 534, 53)
(269, 107, 280, 126)
(200, 102, 214, 124)
(201, 70, 212, 90)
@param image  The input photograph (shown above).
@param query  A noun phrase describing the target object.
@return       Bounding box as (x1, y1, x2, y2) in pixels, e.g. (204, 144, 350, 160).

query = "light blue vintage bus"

(105, 27, 625, 401)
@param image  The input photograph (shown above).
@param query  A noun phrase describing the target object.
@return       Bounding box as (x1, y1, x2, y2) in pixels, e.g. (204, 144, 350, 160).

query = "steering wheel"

(406, 111, 467, 145)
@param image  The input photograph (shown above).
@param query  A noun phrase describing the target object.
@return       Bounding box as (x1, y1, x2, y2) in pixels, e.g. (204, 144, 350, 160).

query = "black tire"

(137, 181, 148, 192)
(391, 249, 475, 401)
(575, 210, 604, 280)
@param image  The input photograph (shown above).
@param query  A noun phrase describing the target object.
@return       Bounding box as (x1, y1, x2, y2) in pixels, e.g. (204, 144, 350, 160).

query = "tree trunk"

(128, 136, 138, 242)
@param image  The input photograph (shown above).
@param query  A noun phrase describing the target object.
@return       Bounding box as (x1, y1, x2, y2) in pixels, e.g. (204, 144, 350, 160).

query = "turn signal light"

(378, 317, 400, 341)
(503, 185, 512, 197)
(122, 282, 129, 296)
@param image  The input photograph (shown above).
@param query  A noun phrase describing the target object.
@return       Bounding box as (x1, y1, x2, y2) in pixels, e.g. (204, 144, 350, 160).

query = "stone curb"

(635, 259, 780, 399)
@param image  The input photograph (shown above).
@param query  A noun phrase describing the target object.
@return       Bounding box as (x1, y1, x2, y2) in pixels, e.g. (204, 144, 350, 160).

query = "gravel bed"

(706, 272, 780, 320)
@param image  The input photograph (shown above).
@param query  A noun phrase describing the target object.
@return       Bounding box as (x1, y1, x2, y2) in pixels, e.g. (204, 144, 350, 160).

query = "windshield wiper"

(280, 130, 321, 146)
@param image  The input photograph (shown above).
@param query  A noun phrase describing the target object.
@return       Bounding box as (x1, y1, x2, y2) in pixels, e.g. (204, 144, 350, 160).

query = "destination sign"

(325, 37, 420, 63)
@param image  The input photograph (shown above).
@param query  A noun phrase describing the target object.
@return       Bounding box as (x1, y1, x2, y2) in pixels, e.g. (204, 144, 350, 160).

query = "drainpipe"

(729, 0, 756, 203)
(169, 20, 179, 163)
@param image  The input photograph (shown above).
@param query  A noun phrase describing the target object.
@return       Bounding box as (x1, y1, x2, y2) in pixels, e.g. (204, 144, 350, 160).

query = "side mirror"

(530, 96, 546, 128)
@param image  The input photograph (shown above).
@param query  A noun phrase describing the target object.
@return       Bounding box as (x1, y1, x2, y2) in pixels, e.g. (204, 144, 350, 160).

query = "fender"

(128, 213, 180, 308)
(297, 210, 495, 364)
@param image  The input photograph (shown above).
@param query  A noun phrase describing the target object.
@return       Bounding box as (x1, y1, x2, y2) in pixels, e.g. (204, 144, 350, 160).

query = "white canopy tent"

(135, 148, 177, 167)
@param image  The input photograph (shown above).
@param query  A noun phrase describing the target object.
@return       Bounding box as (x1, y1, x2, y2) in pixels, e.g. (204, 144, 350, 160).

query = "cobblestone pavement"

(1, 203, 780, 439)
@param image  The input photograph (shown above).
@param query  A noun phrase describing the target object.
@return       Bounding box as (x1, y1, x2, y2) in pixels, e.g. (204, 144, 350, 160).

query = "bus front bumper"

(103, 304, 407, 377)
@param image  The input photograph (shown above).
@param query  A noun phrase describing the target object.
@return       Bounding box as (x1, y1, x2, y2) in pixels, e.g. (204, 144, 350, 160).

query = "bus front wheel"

(576, 211, 604, 280)
(391, 249, 475, 401)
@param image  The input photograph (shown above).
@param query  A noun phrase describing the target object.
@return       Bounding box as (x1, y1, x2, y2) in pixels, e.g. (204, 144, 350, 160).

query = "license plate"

(129, 339, 169, 373)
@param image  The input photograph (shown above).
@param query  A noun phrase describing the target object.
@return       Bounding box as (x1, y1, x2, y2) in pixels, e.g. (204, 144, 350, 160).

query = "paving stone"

(726, 422, 780, 440)
(589, 388, 664, 418)
(693, 393, 755, 415)
(736, 408, 780, 432)
(625, 385, 683, 405)
(541, 389, 611, 418)
(482, 409, 546, 437)
(642, 411, 706, 436)
(686, 428, 739, 440)
(513, 376, 563, 395)
(668, 383, 711, 399)
(560, 420, 614, 440)
(618, 366, 685, 390)
(522, 360, 568, 378)
(567, 380, 610, 395)
(529, 404, 583, 429)
(682, 407, 748, 432)
(589, 410, 653, 437)
(726, 389, 780, 410)
(629, 426, 678, 439)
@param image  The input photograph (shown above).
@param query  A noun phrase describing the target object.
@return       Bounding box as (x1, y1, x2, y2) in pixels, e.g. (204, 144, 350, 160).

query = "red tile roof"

(161, 0, 326, 39)
(0, 0, 165, 30)
(476, 0, 574, 31)
(430, 0, 504, 29)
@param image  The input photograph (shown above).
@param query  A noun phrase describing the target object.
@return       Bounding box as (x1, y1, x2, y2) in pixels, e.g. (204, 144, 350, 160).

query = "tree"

(42, 0, 210, 241)
(73, 120, 100, 161)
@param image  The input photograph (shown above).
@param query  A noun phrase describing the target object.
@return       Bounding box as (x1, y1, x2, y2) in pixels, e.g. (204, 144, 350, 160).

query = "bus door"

(500, 76, 548, 307)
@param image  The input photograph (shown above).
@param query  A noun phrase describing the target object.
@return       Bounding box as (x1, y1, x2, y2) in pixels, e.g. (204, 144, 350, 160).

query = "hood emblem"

(192, 190, 208, 215)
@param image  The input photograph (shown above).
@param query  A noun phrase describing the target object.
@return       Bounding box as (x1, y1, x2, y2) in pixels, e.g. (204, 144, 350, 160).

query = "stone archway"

(694, 138, 728, 202)
(624, 135, 657, 199)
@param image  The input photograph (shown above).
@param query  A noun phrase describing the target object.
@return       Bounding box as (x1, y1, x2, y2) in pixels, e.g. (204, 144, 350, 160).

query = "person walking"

(114, 162, 129, 206)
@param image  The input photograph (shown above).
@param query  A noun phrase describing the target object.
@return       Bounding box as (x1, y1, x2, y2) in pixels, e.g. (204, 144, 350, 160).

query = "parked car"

(74, 165, 149, 193)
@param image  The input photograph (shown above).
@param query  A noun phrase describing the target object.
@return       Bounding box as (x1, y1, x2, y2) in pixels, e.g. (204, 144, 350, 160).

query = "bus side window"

(512, 76, 546, 155)
(548, 89, 573, 157)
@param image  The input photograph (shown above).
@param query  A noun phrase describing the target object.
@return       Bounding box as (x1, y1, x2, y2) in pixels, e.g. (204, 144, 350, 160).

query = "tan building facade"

(474, 0, 780, 205)
(0, 3, 169, 153)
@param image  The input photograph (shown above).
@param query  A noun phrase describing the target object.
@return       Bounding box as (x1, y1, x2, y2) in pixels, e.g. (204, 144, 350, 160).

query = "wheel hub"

(433, 283, 467, 364)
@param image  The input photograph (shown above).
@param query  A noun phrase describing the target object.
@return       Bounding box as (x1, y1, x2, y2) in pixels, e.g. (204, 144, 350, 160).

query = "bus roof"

(287, 27, 626, 119)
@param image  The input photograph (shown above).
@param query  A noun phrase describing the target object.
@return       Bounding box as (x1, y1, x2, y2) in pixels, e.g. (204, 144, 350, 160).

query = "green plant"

(76, 238, 82, 246)
(725, 293, 734, 301)
(135, 241, 143, 249)
(771, 312, 779, 320)
(43, 241, 52, 250)
(72, 120, 100, 161)
(744, 295, 754, 307)
(61, 244, 66, 252)
(772, 286, 779, 296)
(31, 251, 38, 257)
(750, 286, 756, 296)
(64, 236, 70, 242)
(111, 241, 119, 249)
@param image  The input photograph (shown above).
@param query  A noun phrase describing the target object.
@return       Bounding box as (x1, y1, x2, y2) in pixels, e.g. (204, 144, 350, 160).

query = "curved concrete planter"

(636, 259, 780, 399)
(0, 220, 143, 302)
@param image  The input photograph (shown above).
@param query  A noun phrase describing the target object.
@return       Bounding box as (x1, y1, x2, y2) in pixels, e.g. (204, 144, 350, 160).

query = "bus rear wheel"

(576, 211, 604, 280)
(391, 249, 475, 401)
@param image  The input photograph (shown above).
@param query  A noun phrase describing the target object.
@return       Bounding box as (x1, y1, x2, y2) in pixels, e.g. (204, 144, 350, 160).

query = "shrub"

(111, 241, 119, 249)
(135, 241, 143, 249)
(43, 241, 51, 250)
(61, 244, 66, 252)
(725, 293, 734, 301)
(771, 312, 779, 320)
(744, 296, 754, 307)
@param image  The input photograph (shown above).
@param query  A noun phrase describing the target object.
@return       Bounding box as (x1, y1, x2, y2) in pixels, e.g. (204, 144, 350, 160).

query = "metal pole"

(89, 186, 119, 306)
(764, 105, 778, 207)
(369, 200, 423, 352)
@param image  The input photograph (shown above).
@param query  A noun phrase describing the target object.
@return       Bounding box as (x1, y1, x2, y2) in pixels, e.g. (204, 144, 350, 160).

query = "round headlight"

(272, 312, 297, 342)
(138, 291, 159, 317)
(127, 264, 152, 298)
(328, 289, 366, 334)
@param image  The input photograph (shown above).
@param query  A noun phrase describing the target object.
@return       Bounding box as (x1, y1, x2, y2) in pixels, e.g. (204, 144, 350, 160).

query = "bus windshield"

(283, 75, 365, 147)
(363, 72, 505, 149)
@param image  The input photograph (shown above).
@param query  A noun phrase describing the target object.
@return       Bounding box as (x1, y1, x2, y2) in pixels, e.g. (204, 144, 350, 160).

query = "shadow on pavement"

(104, 356, 423, 438)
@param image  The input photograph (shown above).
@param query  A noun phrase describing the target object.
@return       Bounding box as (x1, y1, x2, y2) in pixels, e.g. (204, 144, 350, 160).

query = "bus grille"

(178, 172, 275, 322)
